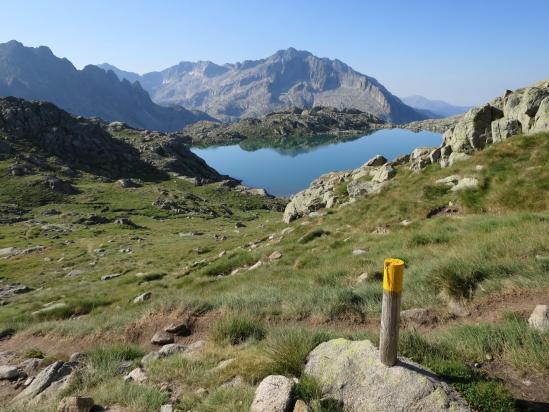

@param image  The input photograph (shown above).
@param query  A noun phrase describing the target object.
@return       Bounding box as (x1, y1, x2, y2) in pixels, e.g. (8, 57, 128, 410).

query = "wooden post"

(380, 258, 405, 366)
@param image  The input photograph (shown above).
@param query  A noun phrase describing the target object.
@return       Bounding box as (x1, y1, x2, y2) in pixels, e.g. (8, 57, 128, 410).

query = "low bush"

(213, 315, 266, 345)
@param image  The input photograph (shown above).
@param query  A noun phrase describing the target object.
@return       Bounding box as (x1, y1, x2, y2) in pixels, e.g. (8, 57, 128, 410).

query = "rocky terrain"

(183, 106, 386, 146)
(283, 81, 549, 222)
(0, 41, 213, 132)
(100, 48, 426, 123)
(0, 81, 547, 412)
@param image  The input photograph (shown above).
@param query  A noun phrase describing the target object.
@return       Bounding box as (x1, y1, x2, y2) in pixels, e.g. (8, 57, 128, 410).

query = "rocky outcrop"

(0, 97, 223, 182)
(184, 106, 386, 145)
(12, 361, 74, 403)
(283, 155, 396, 223)
(403, 80, 549, 171)
(304, 339, 470, 412)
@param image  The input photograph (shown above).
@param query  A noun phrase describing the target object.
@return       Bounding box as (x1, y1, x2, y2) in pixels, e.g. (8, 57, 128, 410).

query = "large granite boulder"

(491, 118, 522, 143)
(531, 96, 549, 134)
(502, 83, 549, 133)
(250, 375, 295, 412)
(304, 339, 470, 412)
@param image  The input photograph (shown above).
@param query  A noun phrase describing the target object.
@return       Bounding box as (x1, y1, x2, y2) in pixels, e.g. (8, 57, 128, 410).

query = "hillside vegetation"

(1, 130, 547, 411)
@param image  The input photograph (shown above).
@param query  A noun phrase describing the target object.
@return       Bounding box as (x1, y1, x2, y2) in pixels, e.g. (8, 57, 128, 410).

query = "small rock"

(164, 321, 191, 336)
(101, 273, 121, 281)
(235, 222, 247, 228)
(248, 260, 263, 271)
(451, 177, 479, 192)
(159, 405, 173, 412)
(352, 249, 367, 256)
(448, 300, 471, 317)
(57, 395, 94, 412)
(220, 375, 243, 389)
(528, 305, 549, 332)
(114, 217, 139, 228)
(195, 387, 208, 396)
(473, 362, 481, 368)
(293, 399, 310, 412)
(124, 368, 147, 383)
(269, 251, 282, 261)
(158, 344, 187, 357)
(364, 155, 387, 167)
(66, 269, 84, 277)
(140, 352, 161, 365)
(133, 292, 152, 304)
(485, 354, 493, 361)
(356, 272, 370, 283)
(0, 365, 25, 380)
(151, 331, 174, 345)
(250, 375, 295, 412)
(400, 219, 412, 226)
(69, 352, 87, 364)
(212, 358, 235, 372)
(400, 308, 435, 325)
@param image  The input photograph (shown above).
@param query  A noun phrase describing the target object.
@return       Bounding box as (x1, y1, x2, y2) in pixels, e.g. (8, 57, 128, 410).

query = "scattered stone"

(43, 208, 61, 216)
(364, 155, 387, 167)
(304, 339, 470, 411)
(400, 308, 435, 325)
(133, 292, 152, 304)
(76, 214, 110, 226)
(114, 217, 140, 228)
(250, 375, 295, 412)
(212, 358, 236, 372)
(164, 321, 191, 336)
(101, 273, 121, 281)
(269, 251, 282, 261)
(352, 249, 367, 255)
(116, 178, 142, 188)
(151, 331, 174, 345)
(293, 399, 310, 412)
(57, 396, 94, 412)
(451, 177, 479, 192)
(372, 226, 390, 235)
(0, 283, 31, 304)
(69, 352, 87, 364)
(66, 269, 84, 277)
(0, 365, 26, 380)
(124, 368, 147, 383)
(13, 361, 74, 402)
(528, 305, 549, 332)
(179, 231, 203, 237)
(248, 260, 263, 271)
(356, 272, 370, 283)
(400, 219, 412, 226)
(31, 302, 68, 317)
(485, 354, 494, 361)
(159, 405, 173, 412)
(158, 344, 187, 357)
(220, 375, 243, 389)
(447, 300, 471, 318)
(235, 222, 247, 228)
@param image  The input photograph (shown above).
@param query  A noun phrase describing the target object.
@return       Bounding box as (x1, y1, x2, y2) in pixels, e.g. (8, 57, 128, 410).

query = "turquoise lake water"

(192, 128, 441, 196)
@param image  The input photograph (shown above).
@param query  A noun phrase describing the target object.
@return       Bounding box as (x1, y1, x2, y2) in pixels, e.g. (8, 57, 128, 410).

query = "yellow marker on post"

(380, 258, 405, 366)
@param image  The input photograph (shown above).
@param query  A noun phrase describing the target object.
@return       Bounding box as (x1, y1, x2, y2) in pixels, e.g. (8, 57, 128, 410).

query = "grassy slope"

(0, 132, 548, 411)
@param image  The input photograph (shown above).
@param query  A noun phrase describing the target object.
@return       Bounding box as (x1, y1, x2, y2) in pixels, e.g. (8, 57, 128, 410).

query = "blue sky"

(1, 0, 548, 105)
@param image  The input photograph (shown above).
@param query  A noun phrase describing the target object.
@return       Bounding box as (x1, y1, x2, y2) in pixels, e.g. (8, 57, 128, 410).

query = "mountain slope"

(402, 95, 472, 118)
(103, 48, 426, 123)
(0, 41, 213, 132)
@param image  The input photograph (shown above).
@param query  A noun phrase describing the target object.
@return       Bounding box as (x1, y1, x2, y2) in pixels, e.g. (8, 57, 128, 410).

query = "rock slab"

(250, 375, 295, 412)
(304, 339, 470, 412)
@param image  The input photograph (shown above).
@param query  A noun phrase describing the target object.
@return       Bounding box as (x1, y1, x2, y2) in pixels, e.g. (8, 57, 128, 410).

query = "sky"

(1, 0, 548, 106)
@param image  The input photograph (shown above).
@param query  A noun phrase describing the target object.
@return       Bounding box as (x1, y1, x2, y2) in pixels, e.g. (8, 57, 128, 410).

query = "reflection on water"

(192, 129, 442, 196)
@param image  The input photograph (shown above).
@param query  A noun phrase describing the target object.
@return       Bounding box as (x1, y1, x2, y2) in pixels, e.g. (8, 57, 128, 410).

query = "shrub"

(328, 289, 365, 320)
(213, 315, 266, 345)
(263, 328, 334, 376)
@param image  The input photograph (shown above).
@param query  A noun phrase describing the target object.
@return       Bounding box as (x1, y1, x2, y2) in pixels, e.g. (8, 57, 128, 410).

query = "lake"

(192, 129, 441, 196)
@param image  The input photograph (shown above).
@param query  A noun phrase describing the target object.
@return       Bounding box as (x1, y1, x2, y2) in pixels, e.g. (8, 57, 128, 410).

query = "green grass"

(213, 315, 266, 345)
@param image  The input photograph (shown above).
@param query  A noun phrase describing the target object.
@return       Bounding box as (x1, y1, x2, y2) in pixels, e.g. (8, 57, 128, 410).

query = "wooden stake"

(380, 258, 405, 366)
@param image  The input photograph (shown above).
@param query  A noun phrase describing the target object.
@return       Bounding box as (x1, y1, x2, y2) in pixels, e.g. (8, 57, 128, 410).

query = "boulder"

(151, 331, 174, 345)
(444, 104, 503, 153)
(57, 396, 94, 412)
(116, 178, 141, 188)
(0, 365, 26, 380)
(528, 305, 549, 332)
(503, 85, 549, 132)
(250, 375, 295, 412)
(371, 164, 396, 183)
(347, 180, 381, 198)
(101, 273, 121, 281)
(304, 339, 470, 412)
(447, 152, 471, 167)
(269, 251, 282, 261)
(450, 177, 479, 192)
(164, 321, 191, 336)
(124, 367, 147, 383)
(531, 96, 549, 134)
(364, 155, 387, 167)
(13, 361, 74, 402)
(133, 292, 152, 304)
(293, 399, 310, 412)
(491, 118, 522, 143)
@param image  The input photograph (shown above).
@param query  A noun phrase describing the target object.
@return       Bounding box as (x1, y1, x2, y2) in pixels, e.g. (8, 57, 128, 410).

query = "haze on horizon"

(1, 0, 548, 106)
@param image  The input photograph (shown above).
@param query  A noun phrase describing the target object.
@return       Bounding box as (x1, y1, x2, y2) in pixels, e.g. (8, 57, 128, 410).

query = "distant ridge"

(100, 48, 426, 124)
(401, 95, 472, 118)
(0, 40, 213, 132)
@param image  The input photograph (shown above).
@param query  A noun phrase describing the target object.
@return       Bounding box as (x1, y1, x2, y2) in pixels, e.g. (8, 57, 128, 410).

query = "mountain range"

(401, 95, 471, 118)
(0, 41, 212, 132)
(98, 48, 426, 123)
